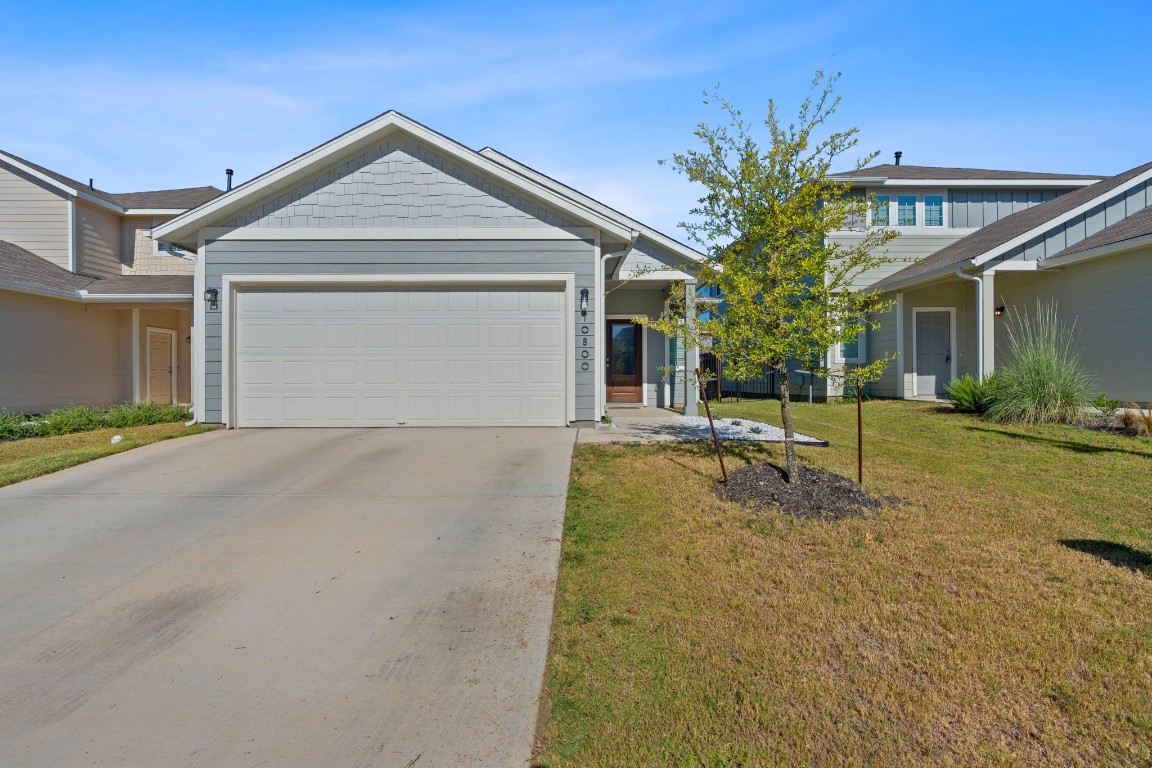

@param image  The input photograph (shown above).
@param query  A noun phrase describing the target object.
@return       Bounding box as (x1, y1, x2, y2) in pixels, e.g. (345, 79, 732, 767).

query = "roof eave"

(1041, 231, 1152, 269)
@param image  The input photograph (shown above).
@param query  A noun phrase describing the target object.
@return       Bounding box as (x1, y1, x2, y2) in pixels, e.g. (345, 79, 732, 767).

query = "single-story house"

(864, 160, 1152, 403)
(153, 111, 706, 427)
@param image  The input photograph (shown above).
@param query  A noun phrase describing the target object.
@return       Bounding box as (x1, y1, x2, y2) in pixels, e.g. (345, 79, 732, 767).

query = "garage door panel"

(235, 287, 566, 427)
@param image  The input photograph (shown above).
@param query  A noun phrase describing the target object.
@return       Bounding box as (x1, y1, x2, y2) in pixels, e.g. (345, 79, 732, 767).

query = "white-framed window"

(836, 328, 866, 364)
(925, 195, 944, 227)
(897, 195, 917, 226)
(871, 195, 890, 226)
(154, 240, 184, 255)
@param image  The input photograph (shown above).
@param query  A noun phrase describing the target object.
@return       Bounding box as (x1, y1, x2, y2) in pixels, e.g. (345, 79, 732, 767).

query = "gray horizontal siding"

(831, 233, 967, 290)
(202, 238, 596, 423)
(224, 135, 579, 230)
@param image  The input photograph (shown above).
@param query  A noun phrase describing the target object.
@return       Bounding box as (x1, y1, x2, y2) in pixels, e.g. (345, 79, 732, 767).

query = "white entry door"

(147, 329, 176, 404)
(233, 287, 567, 427)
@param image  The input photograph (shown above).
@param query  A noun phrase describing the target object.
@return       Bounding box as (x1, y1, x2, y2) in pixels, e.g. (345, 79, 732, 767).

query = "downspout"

(597, 230, 640, 419)
(954, 268, 983, 381)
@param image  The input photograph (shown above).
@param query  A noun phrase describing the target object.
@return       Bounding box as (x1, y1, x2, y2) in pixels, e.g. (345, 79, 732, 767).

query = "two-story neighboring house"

(858, 159, 1152, 403)
(822, 160, 1104, 399)
(0, 151, 221, 413)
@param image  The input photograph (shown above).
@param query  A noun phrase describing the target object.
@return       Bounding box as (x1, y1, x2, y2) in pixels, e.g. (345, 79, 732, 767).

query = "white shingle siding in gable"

(224, 137, 580, 230)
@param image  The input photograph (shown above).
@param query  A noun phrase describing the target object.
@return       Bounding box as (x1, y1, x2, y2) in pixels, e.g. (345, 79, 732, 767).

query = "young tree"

(646, 72, 899, 482)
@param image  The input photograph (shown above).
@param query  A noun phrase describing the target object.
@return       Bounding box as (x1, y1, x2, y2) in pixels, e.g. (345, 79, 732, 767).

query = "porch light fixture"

(994, 305, 1006, 317)
(204, 287, 219, 310)
(579, 288, 589, 316)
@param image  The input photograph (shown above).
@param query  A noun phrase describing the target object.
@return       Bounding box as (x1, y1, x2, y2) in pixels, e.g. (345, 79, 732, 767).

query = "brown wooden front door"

(606, 320, 643, 403)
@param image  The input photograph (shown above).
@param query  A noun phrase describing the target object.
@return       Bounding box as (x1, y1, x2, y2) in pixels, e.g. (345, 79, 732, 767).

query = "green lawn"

(0, 422, 216, 488)
(535, 399, 1152, 767)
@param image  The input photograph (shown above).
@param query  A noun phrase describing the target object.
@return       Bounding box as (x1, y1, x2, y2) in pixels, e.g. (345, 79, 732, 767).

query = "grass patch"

(0, 402, 192, 440)
(535, 399, 1152, 767)
(0, 422, 216, 488)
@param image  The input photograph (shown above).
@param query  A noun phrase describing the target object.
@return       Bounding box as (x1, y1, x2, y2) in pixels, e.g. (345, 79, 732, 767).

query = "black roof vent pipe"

(226, 168, 234, 191)
(894, 151, 903, 166)
(88, 178, 94, 190)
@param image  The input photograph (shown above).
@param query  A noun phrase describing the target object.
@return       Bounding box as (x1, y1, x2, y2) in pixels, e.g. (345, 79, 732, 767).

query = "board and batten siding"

(201, 238, 597, 423)
(223, 135, 579, 230)
(0, 290, 127, 412)
(996, 246, 1152, 402)
(994, 179, 1152, 264)
(74, 200, 123, 278)
(0, 162, 70, 269)
(949, 189, 1060, 229)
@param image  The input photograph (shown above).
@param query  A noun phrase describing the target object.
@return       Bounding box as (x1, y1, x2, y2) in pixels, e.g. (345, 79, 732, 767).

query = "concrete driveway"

(0, 426, 574, 767)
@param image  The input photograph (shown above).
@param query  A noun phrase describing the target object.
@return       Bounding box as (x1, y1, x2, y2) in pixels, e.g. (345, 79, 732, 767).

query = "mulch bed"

(719, 462, 897, 521)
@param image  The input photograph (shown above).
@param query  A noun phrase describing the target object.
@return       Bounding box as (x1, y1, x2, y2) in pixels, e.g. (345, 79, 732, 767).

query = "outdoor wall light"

(579, 288, 589, 316)
(204, 287, 219, 310)
(994, 305, 1006, 317)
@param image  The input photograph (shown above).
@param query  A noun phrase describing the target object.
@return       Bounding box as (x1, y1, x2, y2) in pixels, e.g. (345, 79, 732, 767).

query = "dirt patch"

(719, 462, 897, 521)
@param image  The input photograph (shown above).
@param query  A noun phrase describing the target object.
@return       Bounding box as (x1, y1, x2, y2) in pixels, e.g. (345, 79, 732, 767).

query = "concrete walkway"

(0, 426, 574, 767)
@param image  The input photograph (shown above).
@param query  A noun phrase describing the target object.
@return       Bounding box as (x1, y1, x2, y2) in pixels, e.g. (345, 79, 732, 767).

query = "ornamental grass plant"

(984, 301, 1093, 425)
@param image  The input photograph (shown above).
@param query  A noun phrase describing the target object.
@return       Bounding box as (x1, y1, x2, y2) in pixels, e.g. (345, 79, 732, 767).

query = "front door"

(606, 320, 643, 403)
(915, 311, 952, 396)
(148, 329, 174, 404)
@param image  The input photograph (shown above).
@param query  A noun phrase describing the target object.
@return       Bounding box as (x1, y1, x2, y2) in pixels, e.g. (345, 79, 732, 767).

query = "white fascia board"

(155, 111, 633, 248)
(1040, 231, 1152, 269)
(831, 175, 1100, 188)
(0, 280, 83, 301)
(479, 147, 705, 264)
(972, 166, 1152, 267)
(75, 191, 125, 213)
(0, 152, 79, 198)
(871, 264, 975, 293)
(77, 290, 194, 302)
(123, 208, 187, 216)
(202, 225, 596, 241)
(613, 269, 694, 281)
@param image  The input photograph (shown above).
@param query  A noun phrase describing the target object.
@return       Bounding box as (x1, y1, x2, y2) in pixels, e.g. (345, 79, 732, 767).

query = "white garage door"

(234, 286, 567, 427)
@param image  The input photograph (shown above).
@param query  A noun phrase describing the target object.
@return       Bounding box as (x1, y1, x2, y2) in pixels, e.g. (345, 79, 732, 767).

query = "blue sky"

(2, 0, 1149, 238)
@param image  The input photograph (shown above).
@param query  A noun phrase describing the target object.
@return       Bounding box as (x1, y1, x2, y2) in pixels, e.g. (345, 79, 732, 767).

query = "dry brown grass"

(535, 400, 1152, 767)
(0, 422, 216, 488)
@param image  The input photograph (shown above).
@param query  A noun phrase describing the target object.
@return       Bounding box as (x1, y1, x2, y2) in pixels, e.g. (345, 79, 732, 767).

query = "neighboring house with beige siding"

(862, 160, 1152, 403)
(0, 150, 220, 412)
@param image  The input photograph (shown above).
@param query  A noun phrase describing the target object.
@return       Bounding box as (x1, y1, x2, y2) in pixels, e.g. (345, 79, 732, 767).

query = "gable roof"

(870, 161, 1152, 291)
(478, 147, 704, 264)
(0, 150, 222, 213)
(832, 164, 1101, 189)
(0, 240, 192, 300)
(154, 111, 638, 249)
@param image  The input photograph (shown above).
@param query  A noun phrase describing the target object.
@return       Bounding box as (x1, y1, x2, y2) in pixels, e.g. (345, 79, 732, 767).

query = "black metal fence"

(700, 353, 778, 401)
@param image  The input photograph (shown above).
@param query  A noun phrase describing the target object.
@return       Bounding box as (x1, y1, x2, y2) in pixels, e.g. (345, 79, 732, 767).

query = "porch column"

(684, 279, 699, 417)
(981, 272, 996, 376)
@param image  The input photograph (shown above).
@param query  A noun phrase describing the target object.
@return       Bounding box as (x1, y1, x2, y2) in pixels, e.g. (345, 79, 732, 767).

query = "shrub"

(1092, 394, 1122, 414)
(944, 374, 996, 414)
(0, 402, 191, 440)
(1120, 403, 1152, 436)
(984, 302, 1093, 425)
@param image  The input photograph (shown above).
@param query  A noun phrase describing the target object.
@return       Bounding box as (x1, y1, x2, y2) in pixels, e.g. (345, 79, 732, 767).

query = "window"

(154, 240, 184, 255)
(897, 196, 917, 226)
(925, 195, 944, 227)
(871, 195, 890, 226)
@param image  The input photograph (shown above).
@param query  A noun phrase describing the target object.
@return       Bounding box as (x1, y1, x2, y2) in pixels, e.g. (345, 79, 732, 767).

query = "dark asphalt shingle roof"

(832, 164, 1102, 182)
(1049, 204, 1152, 259)
(0, 150, 222, 211)
(0, 240, 192, 297)
(870, 161, 1152, 291)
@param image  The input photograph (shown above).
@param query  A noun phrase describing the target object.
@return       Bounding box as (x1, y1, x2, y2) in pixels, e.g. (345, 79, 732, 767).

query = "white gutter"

(77, 291, 194, 302)
(954, 268, 983, 380)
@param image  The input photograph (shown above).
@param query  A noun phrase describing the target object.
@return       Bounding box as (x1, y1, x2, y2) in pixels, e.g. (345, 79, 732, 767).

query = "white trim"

(833, 176, 1101, 188)
(219, 272, 576, 429)
(77, 290, 193, 302)
(123, 208, 188, 215)
(153, 111, 634, 248)
(832, 328, 866, 365)
(605, 315, 647, 406)
(145, 327, 178, 404)
(1040, 231, 1152, 268)
(614, 269, 694, 281)
(984, 260, 1038, 272)
(75, 191, 125, 213)
(911, 307, 957, 398)
(202, 226, 596, 242)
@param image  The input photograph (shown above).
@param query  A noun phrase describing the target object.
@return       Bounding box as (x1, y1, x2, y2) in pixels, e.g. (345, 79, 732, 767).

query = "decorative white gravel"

(676, 415, 825, 444)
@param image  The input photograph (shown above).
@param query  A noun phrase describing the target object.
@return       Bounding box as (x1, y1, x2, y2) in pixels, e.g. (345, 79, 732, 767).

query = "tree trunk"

(776, 364, 800, 483)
